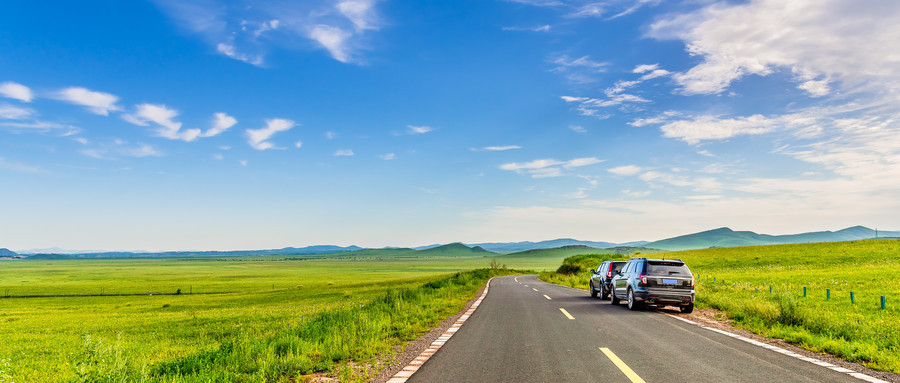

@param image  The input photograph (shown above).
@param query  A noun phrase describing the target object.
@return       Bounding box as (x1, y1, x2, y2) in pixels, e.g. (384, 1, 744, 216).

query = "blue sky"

(2, 0, 899, 251)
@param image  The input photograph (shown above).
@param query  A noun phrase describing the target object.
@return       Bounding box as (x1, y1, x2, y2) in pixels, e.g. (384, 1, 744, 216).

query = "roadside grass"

(539, 240, 900, 373)
(0, 256, 519, 382)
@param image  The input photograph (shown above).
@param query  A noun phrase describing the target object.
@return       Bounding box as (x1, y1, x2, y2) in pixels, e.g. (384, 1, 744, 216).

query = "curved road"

(408, 275, 878, 383)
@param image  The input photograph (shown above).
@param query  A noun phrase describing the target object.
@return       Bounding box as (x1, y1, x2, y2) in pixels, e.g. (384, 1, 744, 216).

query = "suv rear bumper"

(633, 288, 694, 306)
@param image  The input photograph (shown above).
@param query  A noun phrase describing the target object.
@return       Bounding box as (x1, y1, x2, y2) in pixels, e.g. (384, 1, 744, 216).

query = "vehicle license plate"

(662, 279, 677, 285)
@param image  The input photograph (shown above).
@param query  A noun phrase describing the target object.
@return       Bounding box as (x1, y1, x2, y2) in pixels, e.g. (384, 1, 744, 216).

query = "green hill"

(647, 226, 900, 251)
(417, 243, 492, 256)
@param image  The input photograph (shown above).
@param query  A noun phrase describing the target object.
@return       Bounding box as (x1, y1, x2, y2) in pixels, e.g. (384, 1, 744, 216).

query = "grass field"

(0, 253, 530, 382)
(539, 239, 900, 373)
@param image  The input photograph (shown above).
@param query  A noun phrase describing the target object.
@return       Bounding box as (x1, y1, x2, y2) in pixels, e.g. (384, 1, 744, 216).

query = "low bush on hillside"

(540, 253, 628, 288)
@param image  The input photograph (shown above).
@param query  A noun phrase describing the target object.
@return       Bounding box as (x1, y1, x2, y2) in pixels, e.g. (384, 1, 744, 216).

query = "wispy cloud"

(550, 55, 609, 83)
(246, 118, 295, 150)
(334, 149, 354, 156)
(154, 0, 383, 65)
(123, 104, 201, 142)
(608, 165, 642, 176)
(500, 157, 603, 178)
(54, 87, 120, 115)
(472, 145, 522, 152)
(80, 141, 163, 160)
(379, 153, 395, 160)
(201, 112, 238, 138)
(295, 140, 303, 148)
(0, 82, 33, 102)
(569, 125, 587, 133)
(502, 25, 552, 32)
(0, 157, 40, 173)
(0, 104, 33, 120)
(407, 125, 433, 134)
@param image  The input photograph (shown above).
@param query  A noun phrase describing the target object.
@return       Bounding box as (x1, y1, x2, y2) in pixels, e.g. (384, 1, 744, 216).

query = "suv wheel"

(589, 282, 598, 298)
(600, 286, 609, 300)
(610, 289, 620, 305)
(627, 289, 640, 311)
(680, 303, 694, 314)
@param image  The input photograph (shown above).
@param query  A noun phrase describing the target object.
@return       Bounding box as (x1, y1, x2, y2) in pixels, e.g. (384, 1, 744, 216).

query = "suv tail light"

(639, 274, 647, 286)
(607, 263, 613, 278)
(690, 276, 695, 288)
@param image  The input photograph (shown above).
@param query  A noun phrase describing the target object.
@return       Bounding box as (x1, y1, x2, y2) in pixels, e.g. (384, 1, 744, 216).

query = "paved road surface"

(409, 274, 867, 383)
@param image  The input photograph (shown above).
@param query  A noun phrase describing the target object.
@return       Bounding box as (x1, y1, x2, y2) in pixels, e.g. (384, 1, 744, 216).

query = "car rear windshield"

(647, 261, 691, 276)
(611, 262, 626, 272)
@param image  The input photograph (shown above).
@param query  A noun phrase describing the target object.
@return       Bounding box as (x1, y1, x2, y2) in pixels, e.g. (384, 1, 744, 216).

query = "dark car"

(589, 260, 626, 300)
(610, 257, 695, 313)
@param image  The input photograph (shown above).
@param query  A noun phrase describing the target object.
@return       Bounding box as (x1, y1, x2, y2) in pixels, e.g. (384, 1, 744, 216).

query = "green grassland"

(2, 243, 616, 382)
(539, 239, 900, 373)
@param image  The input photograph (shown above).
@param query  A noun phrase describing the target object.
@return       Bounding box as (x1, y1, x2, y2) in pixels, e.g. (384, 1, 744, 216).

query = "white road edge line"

(543, 295, 552, 300)
(386, 277, 495, 383)
(666, 314, 888, 383)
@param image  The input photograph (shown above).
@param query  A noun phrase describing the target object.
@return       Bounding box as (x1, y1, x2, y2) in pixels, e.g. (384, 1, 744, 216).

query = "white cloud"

(569, 125, 587, 133)
(120, 144, 163, 158)
(216, 43, 264, 66)
(379, 153, 395, 160)
(648, 0, 900, 96)
(246, 118, 295, 150)
(325, 131, 337, 139)
(608, 165, 642, 176)
(338, 0, 378, 31)
(334, 149, 354, 156)
(568, 3, 603, 18)
(213, 154, 224, 160)
(54, 87, 120, 116)
(239, 160, 248, 166)
(0, 104, 33, 120)
(124, 104, 202, 142)
(154, 0, 382, 65)
(407, 125, 433, 134)
(74, 137, 89, 145)
(295, 141, 303, 148)
(500, 157, 602, 177)
(632, 63, 659, 74)
(0, 157, 40, 173)
(502, 25, 552, 32)
(660, 114, 780, 145)
(639, 69, 671, 81)
(0, 82, 33, 102)
(201, 112, 238, 137)
(550, 55, 609, 83)
(473, 145, 522, 152)
(309, 24, 353, 63)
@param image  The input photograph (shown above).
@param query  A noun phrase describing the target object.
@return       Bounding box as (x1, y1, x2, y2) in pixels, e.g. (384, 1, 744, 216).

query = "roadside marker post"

(770, 286, 773, 293)
(851, 292, 855, 304)
(882, 296, 886, 310)
(827, 289, 830, 300)
(803, 286, 807, 297)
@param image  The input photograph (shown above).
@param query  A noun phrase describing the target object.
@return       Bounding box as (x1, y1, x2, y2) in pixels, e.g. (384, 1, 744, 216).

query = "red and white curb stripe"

(386, 277, 494, 383)
(668, 315, 888, 383)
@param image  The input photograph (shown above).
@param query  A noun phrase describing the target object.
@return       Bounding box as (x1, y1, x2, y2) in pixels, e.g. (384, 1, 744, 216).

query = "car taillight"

(690, 276, 695, 288)
(607, 263, 613, 278)
(639, 274, 647, 286)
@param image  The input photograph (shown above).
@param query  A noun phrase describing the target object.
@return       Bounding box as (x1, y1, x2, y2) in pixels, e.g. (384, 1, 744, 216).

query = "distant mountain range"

(647, 226, 900, 251)
(7, 225, 897, 259)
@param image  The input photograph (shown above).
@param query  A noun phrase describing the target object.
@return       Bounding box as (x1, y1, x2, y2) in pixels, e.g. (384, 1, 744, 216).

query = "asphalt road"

(408, 274, 868, 383)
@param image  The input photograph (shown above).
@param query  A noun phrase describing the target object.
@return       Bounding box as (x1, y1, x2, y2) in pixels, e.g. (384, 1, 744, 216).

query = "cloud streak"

(246, 118, 295, 150)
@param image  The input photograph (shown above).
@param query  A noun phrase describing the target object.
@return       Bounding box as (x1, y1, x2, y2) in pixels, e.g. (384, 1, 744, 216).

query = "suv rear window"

(611, 262, 625, 272)
(647, 261, 691, 276)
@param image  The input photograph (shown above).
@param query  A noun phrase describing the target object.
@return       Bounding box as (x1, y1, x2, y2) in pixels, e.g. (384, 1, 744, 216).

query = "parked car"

(589, 260, 626, 300)
(610, 257, 695, 313)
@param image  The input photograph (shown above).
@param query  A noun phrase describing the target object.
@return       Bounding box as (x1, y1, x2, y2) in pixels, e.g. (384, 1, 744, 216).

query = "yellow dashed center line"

(600, 347, 646, 383)
(559, 308, 575, 320)
(543, 295, 552, 300)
